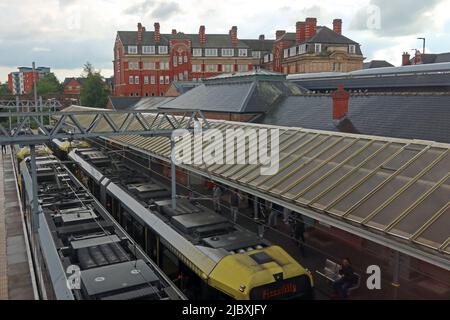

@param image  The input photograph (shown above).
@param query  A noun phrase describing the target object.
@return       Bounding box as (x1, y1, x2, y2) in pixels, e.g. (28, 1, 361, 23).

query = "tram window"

(132, 221, 145, 246)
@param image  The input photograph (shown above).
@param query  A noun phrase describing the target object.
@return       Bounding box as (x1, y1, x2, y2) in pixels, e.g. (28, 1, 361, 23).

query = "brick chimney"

(154, 22, 160, 43)
(172, 29, 177, 35)
(199, 25, 206, 47)
(276, 30, 286, 40)
(333, 19, 342, 35)
(137, 23, 144, 43)
(230, 26, 238, 46)
(402, 52, 411, 66)
(305, 17, 317, 40)
(332, 85, 350, 120)
(296, 21, 306, 43)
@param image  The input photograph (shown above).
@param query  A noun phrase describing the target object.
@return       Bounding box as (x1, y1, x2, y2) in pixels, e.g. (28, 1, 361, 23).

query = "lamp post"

(417, 37, 426, 54)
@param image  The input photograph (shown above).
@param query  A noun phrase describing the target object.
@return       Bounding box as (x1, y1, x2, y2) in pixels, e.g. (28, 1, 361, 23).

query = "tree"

(80, 62, 109, 108)
(36, 73, 63, 95)
(0, 83, 11, 96)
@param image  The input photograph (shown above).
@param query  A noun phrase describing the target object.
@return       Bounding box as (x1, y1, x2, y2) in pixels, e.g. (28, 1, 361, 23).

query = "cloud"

(123, 0, 155, 15)
(349, 0, 442, 36)
(32, 47, 51, 52)
(151, 2, 181, 20)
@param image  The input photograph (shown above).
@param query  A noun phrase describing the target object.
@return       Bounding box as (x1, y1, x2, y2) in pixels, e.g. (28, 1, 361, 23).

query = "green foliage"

(79, 62, 109, 108)
(0, 83, 11, 96)
(36, 73, 63, 95)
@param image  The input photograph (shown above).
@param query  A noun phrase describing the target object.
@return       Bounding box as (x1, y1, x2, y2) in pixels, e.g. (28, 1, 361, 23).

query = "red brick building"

(7, 66, 51, 95)
(63, 77, 84, 95)
(262, 18, 364, 74)
(113, 23, 273, 97)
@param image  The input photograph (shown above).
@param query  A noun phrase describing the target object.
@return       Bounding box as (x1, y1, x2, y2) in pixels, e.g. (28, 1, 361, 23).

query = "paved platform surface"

(0, 148, 35, 300)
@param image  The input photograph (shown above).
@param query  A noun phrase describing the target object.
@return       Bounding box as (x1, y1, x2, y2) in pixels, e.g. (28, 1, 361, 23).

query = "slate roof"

(363, 60, 394, 69)
(171, 81, 202, 95)
(412, 53, 450, 64)
(241, 39, 275, 52)
(117, 31, 250, 48)
(161, 71, 306, 113)
(260, 94, 450, 144)
(108, 96, 142, 110)
(307, 27, 358, 45)
(132, 97, 175, 110)
(63, 77, 85, 86)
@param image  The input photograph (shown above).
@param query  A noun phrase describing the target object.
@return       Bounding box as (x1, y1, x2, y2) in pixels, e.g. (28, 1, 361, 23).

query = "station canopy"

(64, 106, 450, 266)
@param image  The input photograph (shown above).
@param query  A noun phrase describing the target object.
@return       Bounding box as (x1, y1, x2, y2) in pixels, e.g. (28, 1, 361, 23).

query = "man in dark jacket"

(333, 258, 357, 298)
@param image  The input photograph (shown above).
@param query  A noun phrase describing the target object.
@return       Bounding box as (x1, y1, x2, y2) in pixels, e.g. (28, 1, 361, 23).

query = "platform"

(0, 147, 36, 300)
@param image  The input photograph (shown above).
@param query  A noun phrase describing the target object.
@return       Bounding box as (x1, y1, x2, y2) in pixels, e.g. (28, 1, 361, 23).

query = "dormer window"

(222, 48, 234, 57)
(158, 46, 168, 54)
(349, 45, 356, 54)
(289, 47, 296, 57)
(298, 44, 307, 54)
(205, 48, 218, 56)
(128, 46, 138, 54)
(142, 46, 155, 54)
(314, 43, 322, 53)
(238, 49, 248, 57)
(192, 48, 202, 56)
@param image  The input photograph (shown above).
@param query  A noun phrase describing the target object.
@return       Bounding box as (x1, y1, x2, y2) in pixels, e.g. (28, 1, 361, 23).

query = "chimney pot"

(332, 85, 350, 120)
(402, 52, 411, 66)
(172, 29, 177, 35)
(333, 19, 342, 35)
(276, 30, 286, 40)
(259, 34, 265, 41)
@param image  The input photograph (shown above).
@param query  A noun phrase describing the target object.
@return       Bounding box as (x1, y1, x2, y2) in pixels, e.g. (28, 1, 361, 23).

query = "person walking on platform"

(1, 144, 6, 154)
(230, 190, 242, 223)
(212, 184, 222, 213)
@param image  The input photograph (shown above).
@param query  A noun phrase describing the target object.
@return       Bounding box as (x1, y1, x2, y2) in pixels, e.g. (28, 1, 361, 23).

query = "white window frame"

(192, 48, 202, 57)
(165, 76, 170, 84)
(173, 56, 178, 67)
(143, 62, 156, 70)
(315, 43, 322, 53)
(252, 51, 261, 58)
(222, 48, 234, 57)
(205, 64, 218, 72)
(183, 55, 188, 63)
(238, 49, 248, 57)
(142, 46, 155, 54)
(238, 64, 248, 72)
(349, 44, 356, 54)
(150, 76, 155, 84)
(129, 76, 134, 84)
(222, 64, 233, 73)
(158, 46, 168, 54)
(283, 48, 289, 58)
(128, 46, 137, 54)
(178, 56, 183, 64)
(298, 44, 307, 54)
(205, 48, 218, 57)
(134, 76, 139, 84)
(289, 47, 296, 57)
(192, 64, 202, 72)
(144, 76, 149, 84)
(159, 76, 164, 84)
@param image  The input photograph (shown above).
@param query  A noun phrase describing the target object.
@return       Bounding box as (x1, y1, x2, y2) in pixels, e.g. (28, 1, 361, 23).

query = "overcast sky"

(1, 0, 450, 83)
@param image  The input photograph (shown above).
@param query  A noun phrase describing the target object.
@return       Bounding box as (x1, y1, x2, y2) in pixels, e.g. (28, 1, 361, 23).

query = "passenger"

(268, 203, 281, 228)
(283, 207, 292, 224)
(212, 184, 222, 213)
(230, 190, 242, 223)
(1, 144, 6, 154)
(292, 215, 306, 257)
(333, 258, 357, 299)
